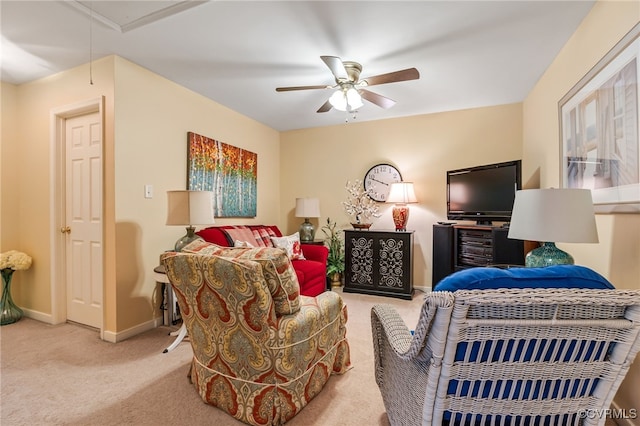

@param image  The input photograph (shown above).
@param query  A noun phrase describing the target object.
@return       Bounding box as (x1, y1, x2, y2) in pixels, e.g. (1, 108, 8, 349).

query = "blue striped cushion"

(434, 265, 614, 424)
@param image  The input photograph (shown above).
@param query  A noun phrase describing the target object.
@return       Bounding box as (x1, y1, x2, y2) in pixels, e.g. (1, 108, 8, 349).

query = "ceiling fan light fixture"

(347, 88, 363, 109)
(277, 56, 418, 115)
(329, 89, 347, 111)
(329, 87, 363, 112)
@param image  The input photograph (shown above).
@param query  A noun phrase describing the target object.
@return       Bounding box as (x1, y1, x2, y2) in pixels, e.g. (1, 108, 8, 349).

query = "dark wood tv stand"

(432, 223, 524, 288)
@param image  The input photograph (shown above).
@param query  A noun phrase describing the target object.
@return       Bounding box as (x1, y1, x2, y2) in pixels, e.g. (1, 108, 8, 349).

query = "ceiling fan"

(276, 56, 420, 113)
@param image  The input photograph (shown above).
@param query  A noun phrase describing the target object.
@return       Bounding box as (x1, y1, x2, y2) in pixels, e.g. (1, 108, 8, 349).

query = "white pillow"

(271, 232, 306, 260)
(234, 240, 255, 248)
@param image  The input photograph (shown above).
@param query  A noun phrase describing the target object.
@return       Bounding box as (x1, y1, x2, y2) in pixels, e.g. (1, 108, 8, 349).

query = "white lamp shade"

(166, 190, 215, 226)
(295, 198, 321, 218)
(508, 188, 598, 243)
(387, 182, 418, 204)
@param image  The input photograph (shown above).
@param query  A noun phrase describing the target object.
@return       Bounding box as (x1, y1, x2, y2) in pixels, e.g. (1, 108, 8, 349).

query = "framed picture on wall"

(187, 132, 257, 218)
(558, 23, 640, 213)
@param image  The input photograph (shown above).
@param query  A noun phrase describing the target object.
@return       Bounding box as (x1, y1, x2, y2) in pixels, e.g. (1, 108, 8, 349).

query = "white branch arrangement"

(342, 179, 381, 224)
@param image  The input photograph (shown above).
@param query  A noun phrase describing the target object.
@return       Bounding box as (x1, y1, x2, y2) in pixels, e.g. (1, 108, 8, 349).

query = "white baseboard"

(22, 308, 164, 343)
(414, 285, 431, 294)
(22, 308, 54, 324)
(102, 316, 164, 343)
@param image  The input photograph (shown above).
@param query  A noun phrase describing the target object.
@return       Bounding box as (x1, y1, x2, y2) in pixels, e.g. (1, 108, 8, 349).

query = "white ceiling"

(1, 0, 595, 131)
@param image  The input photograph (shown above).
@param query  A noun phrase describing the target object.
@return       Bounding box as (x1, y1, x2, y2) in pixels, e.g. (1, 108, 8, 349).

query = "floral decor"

(1, 250, 33, 271)
(342, 179, 381, 225)
(1, 250, 32, 325)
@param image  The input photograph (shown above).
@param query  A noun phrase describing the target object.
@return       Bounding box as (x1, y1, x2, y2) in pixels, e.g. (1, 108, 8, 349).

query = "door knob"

(60, 226, 71, 234)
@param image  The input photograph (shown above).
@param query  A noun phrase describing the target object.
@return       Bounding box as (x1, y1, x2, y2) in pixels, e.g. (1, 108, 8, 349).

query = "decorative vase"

(351, 223, 372, 230)
(330, 272, 343, 288)
(1, 269, 23, 325)
(392, 204, 410, 231)
(525, 242, 574, 268)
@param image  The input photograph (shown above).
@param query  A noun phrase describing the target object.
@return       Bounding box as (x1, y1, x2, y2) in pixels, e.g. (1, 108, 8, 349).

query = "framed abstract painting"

(187, 132, 257, 217)
(559, 23, 640, 213)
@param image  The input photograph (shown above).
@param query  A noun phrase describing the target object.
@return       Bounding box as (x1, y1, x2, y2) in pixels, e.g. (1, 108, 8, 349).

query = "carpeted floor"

(0, 288, 424, 425)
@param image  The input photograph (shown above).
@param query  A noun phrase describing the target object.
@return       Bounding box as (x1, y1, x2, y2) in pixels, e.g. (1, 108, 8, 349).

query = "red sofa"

(195, 225, 329, 297)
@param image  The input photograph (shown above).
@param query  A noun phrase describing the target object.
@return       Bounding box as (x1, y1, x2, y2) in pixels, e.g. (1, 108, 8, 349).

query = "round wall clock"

(364, 163, 402, 202)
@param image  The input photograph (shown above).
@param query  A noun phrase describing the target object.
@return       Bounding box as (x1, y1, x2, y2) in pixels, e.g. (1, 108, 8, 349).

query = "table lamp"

(508, 188, 598, 267)
(386, 182, 417, 231)
(295, 198, 321, 242)
(166, 190, 215, 251)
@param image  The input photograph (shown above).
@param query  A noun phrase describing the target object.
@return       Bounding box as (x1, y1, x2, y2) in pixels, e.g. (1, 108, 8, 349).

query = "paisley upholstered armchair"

(162, 247, 350, 426)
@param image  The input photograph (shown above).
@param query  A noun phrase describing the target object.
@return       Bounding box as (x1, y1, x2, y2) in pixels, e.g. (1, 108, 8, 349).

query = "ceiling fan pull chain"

(88, 0, 94, 85)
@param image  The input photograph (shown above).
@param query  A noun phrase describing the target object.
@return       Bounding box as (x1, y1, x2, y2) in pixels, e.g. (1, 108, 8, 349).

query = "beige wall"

(1, 56, 280, 339)
(1, 57, 116, 319)
(111, 57, 281, 334)
(281, 103, 523, 287)
(524, 2, 639, 288)
(1, 83, 20, 253)
(522, 0, 639, 414)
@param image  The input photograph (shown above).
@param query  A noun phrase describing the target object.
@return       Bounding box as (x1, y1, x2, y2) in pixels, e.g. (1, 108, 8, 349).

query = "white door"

(64, 112, 103, 328)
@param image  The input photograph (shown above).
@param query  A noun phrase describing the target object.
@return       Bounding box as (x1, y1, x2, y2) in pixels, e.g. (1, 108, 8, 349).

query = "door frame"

(50, 97, 105, 338)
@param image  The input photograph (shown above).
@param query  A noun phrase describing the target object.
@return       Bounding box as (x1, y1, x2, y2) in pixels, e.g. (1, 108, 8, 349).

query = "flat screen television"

(447, 160, 521, 225)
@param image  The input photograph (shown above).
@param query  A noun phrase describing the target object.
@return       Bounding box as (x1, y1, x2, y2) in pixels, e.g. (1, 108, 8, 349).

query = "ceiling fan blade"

(362, 68, 420, 86)
(321, 56, 348, 81)
(317, 99, 333, 113)
(276, 85, 330, 92)
(360, 89, 396, 109)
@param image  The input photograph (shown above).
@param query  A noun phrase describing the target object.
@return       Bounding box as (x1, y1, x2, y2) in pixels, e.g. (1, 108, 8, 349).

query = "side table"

(154, 265, 187, 353)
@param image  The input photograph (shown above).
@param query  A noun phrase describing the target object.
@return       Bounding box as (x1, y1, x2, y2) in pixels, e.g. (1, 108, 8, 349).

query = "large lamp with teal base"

(508, 188, 598, 267)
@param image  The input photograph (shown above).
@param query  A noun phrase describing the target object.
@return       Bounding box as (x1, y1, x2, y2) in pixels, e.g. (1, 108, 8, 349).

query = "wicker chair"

(372, 287, 640, 426)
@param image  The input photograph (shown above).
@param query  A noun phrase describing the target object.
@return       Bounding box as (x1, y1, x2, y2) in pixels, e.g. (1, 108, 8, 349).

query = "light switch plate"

(144, 184, 153, 199)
